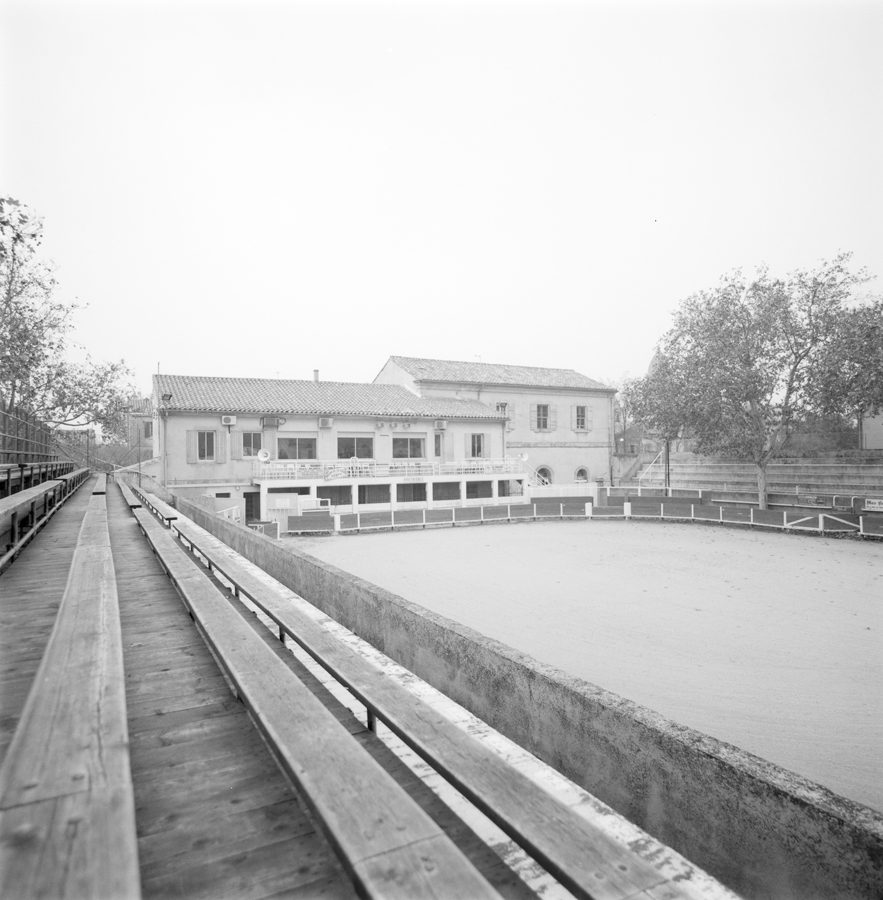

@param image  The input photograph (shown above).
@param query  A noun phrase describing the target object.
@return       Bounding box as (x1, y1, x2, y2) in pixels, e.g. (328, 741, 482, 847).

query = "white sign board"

(864, 498, 883, 512)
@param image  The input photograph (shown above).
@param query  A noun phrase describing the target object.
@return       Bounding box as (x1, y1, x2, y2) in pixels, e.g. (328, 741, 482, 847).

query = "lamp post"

(160, 393, 172, 486)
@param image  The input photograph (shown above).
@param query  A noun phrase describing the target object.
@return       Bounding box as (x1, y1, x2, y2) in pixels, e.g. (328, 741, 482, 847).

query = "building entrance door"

(244, 491, 261, 522)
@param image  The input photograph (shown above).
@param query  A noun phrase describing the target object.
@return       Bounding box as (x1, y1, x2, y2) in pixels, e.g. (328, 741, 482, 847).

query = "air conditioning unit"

(261, 416, 285, 429)
(221, 415, 237, 426)
(434, 419, 447, 430)
(402, 422, 411, 429)
(319, 417, 334, 428)
(375, 421, 385, 429)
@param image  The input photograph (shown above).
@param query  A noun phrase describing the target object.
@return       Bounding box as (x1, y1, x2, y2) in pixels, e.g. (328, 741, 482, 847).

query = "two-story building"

(151, 373, 538, 525)
(374, 357, 616, 485)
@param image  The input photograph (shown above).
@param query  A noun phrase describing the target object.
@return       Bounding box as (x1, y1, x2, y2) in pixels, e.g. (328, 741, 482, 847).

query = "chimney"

(313, 369, 319, 383)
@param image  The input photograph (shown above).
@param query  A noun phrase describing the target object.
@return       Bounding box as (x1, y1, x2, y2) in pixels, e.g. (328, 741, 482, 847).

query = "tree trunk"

(756, 462, 768, 509)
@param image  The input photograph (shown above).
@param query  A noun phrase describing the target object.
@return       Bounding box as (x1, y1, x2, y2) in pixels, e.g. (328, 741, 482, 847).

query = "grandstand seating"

(631, 455, 883, 496)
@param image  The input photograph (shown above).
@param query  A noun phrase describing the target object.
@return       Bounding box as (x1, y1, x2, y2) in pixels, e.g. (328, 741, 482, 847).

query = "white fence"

(253, 457, 531, 482)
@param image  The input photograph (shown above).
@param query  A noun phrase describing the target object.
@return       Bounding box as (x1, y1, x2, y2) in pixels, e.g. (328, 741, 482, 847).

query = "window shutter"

(186, 430, 197, 464)
(530, 403, 538, 432)
(571, 406, 577, 431)
(215, 430, 226, 463)
(586, 407, 594, 431)
(484, 433, 490, 458)
(465, 434, 472, 457)
(549, 405, 557, 432)
(231, 432, 243, 460)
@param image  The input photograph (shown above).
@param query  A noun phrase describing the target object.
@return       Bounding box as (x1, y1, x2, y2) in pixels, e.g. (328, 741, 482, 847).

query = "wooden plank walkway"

(105, 481, 360, 900)
(0, 486, 139, 900)
(105, 483, 532, 899)
(0, 476, 96, 763)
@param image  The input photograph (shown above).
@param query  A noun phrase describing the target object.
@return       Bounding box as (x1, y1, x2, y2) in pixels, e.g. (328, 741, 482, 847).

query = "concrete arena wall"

(172, 494, 883, 900)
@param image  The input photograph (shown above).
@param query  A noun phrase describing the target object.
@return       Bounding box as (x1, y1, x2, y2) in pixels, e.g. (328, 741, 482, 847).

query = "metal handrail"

(637, 450, 664, 484)
(253, 457, 528, 481)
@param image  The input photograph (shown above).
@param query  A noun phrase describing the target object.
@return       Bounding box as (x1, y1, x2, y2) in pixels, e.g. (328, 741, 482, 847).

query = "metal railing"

(637, 450, 664, 484)
(0, 401, 57, 463)
(253, 456, 533, 482)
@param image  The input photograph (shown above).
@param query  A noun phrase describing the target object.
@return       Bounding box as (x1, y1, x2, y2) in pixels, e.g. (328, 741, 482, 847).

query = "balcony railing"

(253, 457, 530, 482)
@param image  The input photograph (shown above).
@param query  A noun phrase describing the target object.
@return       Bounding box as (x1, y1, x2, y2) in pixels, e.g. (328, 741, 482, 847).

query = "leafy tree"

(628, 253, 875, 507)
(0, 197, 131, 437)
(810, 298, 883, 426)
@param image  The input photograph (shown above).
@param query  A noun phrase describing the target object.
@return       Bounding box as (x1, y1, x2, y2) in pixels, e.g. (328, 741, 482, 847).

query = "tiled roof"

(127, 396, 153, 415)
(387, 356, 612, 391)
(153, 374, 503, 419)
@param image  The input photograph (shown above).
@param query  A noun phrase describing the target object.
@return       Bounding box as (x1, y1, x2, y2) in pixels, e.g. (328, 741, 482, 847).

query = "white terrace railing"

(253, 456, 543, 483)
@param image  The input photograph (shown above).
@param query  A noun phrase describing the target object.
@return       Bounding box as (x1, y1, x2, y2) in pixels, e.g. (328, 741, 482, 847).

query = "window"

(470, 434, 484, 458)
(268, 486, 310, 494)
(434, 434, 442, 457)
(536, 404, 549, 431)
(278, 437, 316, 459)
(338, 437, 374, 459)
(198, 431, 215, 461)
(317, 485, 352, 506)
(536, 466, 552, 484)
(357, 484, 390, 504)
(242, 432, 262, 457)
(216, 492, 231, 498)
(396, 483, 427, 502)
(466, 481, 492, 499)
(496, 402, 508, 416)
(572, 405, 592, 432)
(575, 468, 589, 483)
(393, 437, 425, 459)
(144, 421, 153, 439)
(432, 481, 460, 501)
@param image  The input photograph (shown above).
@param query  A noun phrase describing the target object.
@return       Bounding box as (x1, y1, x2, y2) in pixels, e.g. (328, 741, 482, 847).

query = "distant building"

(152, 373, 538, 524)
(126, 395, 155, 461)
(374, 357, 616, 485)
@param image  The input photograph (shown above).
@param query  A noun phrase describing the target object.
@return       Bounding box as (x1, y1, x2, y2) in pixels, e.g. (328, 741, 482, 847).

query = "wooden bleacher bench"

(117, 480, 142, 509)
(92, 472, 107, 495)
(130, 485, 177, 526)
(127, 505, 499, 899)
(0, 480, 68, 571)
(156, 510, 718, 900)
(0, 492, 140, 899)
(57, 467, 91, 496)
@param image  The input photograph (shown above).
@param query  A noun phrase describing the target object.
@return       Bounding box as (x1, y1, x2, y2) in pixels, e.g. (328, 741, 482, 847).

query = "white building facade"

(374, 357, 616, 485)
(152, 373, 538, 525)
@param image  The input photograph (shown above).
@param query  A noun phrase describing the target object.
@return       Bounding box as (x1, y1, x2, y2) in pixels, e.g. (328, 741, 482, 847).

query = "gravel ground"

(296, 519, 883, 812)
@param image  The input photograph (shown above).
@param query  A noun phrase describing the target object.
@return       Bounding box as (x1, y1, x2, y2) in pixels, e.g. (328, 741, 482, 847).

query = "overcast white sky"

(2, 0, 881, 396)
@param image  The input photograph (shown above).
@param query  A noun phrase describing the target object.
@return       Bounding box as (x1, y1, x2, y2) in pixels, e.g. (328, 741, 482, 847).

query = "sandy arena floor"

(296, 519, 883, 812)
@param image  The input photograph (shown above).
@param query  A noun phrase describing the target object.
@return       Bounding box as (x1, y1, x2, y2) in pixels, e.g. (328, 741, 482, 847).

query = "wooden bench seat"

(0, 492, 140, 899)
(117, 480, 142, 509)
(0, 480, 68, 571)
(128, 505, 498, 900)
(131, 486, 177, 526)
(166, 513, 718, 900)
(92, 472, 107, 495)
(57, 467, 91, 496)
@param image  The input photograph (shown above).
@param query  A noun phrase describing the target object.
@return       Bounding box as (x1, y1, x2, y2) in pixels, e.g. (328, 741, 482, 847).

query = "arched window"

(575, 467, 589, 483)
(536, 466, 552, 484)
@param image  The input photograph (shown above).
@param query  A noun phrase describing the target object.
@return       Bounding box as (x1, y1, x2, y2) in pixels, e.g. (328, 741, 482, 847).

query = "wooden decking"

(0, 480, 94, 761)
(1, 478, 541, 899)
(107, 480, 361, 899)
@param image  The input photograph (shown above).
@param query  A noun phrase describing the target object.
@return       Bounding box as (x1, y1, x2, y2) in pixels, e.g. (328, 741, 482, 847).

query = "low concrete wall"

(173, 492, 883, 900)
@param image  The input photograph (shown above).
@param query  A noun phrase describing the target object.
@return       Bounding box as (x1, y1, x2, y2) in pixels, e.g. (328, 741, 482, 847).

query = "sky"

(2, 0, 881, 397)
